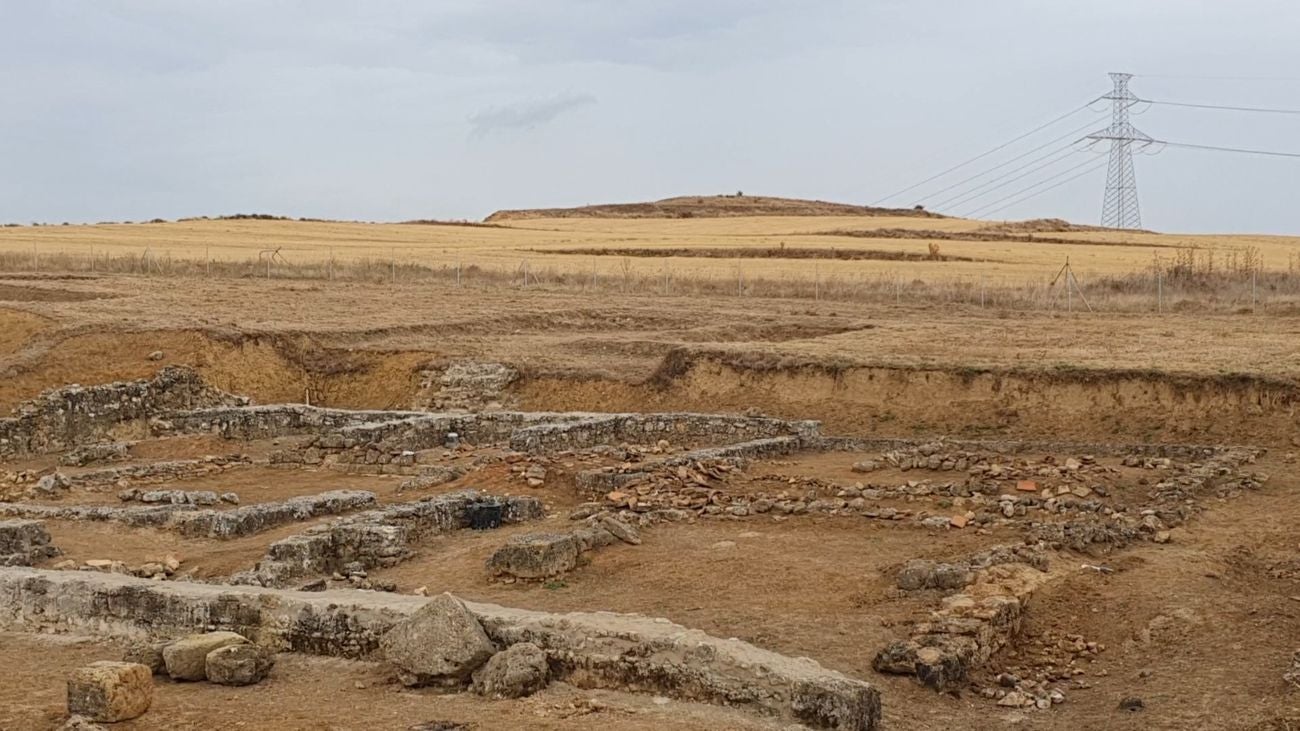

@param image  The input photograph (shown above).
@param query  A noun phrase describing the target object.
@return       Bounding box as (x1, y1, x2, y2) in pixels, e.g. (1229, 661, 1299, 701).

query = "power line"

(914, 116, 1107, 204)
(959, 156, 1107, 218)
(1140, 98, 1300, 114)
(970, 159, 1109, 219)
(933, 146, 1085, 210)
(1136, 73, 1300, 82)
(872, 97, 1103, 205)
(1156, 140, 1300, 158)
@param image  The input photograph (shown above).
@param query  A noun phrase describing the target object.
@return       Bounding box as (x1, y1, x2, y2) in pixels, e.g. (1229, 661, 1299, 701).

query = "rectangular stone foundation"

(0, 568, 879, 730)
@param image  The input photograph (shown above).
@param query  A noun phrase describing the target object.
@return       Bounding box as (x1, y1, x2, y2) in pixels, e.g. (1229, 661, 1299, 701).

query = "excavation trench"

(1, 326, 1297, 448)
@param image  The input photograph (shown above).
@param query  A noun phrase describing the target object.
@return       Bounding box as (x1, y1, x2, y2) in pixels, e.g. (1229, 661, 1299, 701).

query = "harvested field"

(531, 246, 989, 262)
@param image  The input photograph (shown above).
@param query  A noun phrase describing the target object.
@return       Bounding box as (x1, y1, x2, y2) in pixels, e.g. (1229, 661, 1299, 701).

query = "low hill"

(485, 195, 943, 222)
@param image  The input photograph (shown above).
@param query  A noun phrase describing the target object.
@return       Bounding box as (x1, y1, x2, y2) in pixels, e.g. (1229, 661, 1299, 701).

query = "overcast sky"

(2, 1, 1299, 233)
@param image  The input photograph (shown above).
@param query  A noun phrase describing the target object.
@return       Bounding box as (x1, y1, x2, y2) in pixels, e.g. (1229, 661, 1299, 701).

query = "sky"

(2, 1, 1299, 233)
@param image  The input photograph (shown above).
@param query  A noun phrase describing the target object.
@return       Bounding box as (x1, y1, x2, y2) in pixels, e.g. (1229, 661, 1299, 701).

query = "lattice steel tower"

(1088, 72, 1152, 229)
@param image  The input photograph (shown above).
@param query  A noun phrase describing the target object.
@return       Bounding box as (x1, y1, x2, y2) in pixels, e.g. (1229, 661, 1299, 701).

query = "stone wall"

(0, 490, 378, 538)
(154, 405, 419, 440)
(0, 367, 246, 457)
(813, 435, 1238, 461)
(170, 491, 378, 539)
(508, 413, 820, 454)
(0, 568, 881, 730)
(233, 490, 545, 587)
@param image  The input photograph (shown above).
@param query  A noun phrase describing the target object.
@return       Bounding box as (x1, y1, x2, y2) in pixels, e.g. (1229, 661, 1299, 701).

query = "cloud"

(468, 92, 596, 138)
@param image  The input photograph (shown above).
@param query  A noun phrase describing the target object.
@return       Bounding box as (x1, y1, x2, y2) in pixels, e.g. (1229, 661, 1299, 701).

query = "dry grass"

(1, 214, 1298, 312)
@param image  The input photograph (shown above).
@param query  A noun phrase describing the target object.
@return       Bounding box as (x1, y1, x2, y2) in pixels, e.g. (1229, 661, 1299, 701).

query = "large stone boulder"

(485, 533, 579, 579)
(66, 661, 153, 722)
(162, 631, 249, 681)
(206, 644, 275, 686)
(380, 593, 496, 687)
(472, 642, 550, 699)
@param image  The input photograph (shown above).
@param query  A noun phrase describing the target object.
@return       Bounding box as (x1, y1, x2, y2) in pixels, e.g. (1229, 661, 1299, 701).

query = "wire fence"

(2, 245, 1299, 314)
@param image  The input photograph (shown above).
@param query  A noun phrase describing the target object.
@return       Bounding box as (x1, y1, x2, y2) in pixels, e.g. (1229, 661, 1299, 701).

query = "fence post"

(456, 260, 461, 287)
(1252, 269, 1258, 312)
(1157, 271, 1162, 313)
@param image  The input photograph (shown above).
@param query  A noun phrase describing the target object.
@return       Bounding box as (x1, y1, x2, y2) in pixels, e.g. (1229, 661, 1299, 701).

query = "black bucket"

(467, 501, 504, 530)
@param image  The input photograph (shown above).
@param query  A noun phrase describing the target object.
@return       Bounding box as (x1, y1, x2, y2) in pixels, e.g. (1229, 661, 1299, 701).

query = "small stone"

(997, 690, 1028, 707)
(59, 716, 108, 731)
(205, 644, 275, 686)
(1016, 480, 1038, 492)
(147, 351, 164, 361)
(949, 514, 968, 529)
(711, 540, 736, 550)
(1153, 531, 1171, 544)
(66, 661, 153, 722)
(414, 586, 429, 596)
(220, 492, 240, 505)
(1118, 696, 1144, 712)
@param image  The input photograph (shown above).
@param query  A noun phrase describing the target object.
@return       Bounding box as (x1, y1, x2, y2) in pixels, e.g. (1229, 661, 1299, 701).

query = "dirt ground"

(4, 431, 1299, 729)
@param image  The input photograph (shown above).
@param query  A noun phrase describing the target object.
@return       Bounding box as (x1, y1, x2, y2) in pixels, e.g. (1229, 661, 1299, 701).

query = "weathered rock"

(162, 631, 249, 681)
(66, 661, 152, 722)
(596, 515, 641, 545)
(0, 519, 61, 566)
(122, 640, 167, 674)
(485, 533, 579, 579)
(36, 473, 72, 495)
(206, 643, 275, 686)
(396, 466, 466, 493)
(472, 642, 550, 698)
(60, 442, 130, 467)
(895, 559, 972, 592)
(380, 593, 496, 687)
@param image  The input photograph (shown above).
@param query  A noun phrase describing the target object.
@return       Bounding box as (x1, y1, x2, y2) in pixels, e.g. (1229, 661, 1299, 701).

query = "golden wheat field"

(2, 209, 1298, 285)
